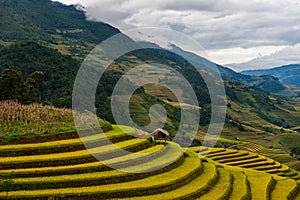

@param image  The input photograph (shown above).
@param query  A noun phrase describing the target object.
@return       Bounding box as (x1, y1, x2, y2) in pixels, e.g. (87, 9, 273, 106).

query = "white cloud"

(228, 44, 300, 71)
(208, 45, 288, 65)
(56, 0, 300, 68)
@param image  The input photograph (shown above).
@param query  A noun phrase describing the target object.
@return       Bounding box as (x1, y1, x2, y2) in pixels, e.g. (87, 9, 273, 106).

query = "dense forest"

(0, 67, 44, 104)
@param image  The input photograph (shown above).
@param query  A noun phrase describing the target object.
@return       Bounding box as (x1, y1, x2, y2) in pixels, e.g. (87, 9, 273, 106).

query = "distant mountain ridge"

(242, 64, 300, 87)
(166, 44, 298, 96)
(137, 41, 294, 96)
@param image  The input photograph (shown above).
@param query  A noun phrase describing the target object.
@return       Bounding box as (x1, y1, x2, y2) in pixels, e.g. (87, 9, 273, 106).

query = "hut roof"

(150, 128, 170, 137)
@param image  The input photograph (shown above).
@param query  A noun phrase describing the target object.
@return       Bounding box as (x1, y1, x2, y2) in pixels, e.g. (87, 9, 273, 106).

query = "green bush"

(99, 120, 113, 132)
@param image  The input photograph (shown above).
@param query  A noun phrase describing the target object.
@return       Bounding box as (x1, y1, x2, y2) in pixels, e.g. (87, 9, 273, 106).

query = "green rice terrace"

(1, 119, 300, 199)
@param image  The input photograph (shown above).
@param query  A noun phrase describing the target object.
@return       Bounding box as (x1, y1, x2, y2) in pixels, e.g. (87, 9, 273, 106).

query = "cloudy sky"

(57, 0, 300, 70)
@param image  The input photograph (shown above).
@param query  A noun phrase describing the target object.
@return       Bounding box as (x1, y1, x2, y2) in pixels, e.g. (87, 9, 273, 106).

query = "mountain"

(0, 1, 299, 138)
(0, 0, 295, 96)
(167, 43, 296, 96)
(0, 0, 120, 42)
(0, 0, 121, 57)
(242, 64, 300, 87)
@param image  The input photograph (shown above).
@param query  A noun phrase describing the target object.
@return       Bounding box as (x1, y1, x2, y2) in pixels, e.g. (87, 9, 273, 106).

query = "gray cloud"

(80, 1, 300, 46)
(57, 0, 300, 66)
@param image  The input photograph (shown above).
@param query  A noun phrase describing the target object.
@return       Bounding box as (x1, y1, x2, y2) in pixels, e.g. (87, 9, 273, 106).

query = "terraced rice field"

(194, 146, 300, 184)
(143, 84, 178, 102)
(1, 126, 299, 199)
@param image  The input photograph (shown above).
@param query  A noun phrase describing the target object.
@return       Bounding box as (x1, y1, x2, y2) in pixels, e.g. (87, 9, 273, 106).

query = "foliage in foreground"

(0, 100, 74, 137)
(0, 101, 114, 143)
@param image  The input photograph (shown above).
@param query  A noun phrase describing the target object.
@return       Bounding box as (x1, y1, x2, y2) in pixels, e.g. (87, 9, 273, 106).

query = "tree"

(0, 67, 41, 104)
(28, 71, 46, 102)
(24, 77, 38, 103)
(0, 67, 26, 102)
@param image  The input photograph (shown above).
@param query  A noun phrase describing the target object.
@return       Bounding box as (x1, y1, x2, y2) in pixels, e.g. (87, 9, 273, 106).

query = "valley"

(0, 0, 300, 199)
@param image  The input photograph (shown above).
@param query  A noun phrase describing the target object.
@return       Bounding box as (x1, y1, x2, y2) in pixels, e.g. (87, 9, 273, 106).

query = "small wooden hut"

(151, 128, 170, 142)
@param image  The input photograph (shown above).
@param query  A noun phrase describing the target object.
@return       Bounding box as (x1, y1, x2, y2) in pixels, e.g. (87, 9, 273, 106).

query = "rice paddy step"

(228, 171, 250, 200)
(209, 152, 249, 161)
(271, 177, 299, 200)
(246, 171, 275, 200)
(0, 125, 135, 156)
(224, 156, 267, 166)
(116, 162, 219, 200)
(237, 159, 275, 168)
(194, 146, 299, 182)
(9, 143, 185, 190)
(197, 167, 233, 200)
(265, 164, 290, 175)
(238, 143, 263, 152)
(253, 162, 282, 171)
(0, 144, 167, 178)
(284, 169, 299, 177)
(217, 153, 258, 164)
(191, 147, 226, 154)
(0, 151, 202, 199)
(0, 138, 151, 169)
(2, 138, 299, 200)
(289, 173, 300, 180)
(2, 145, 167, 179)
(205, 149, 238, 158)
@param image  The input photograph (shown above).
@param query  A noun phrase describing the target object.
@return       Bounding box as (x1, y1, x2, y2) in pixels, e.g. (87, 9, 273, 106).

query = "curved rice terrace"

(1, 123, 300, 199)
